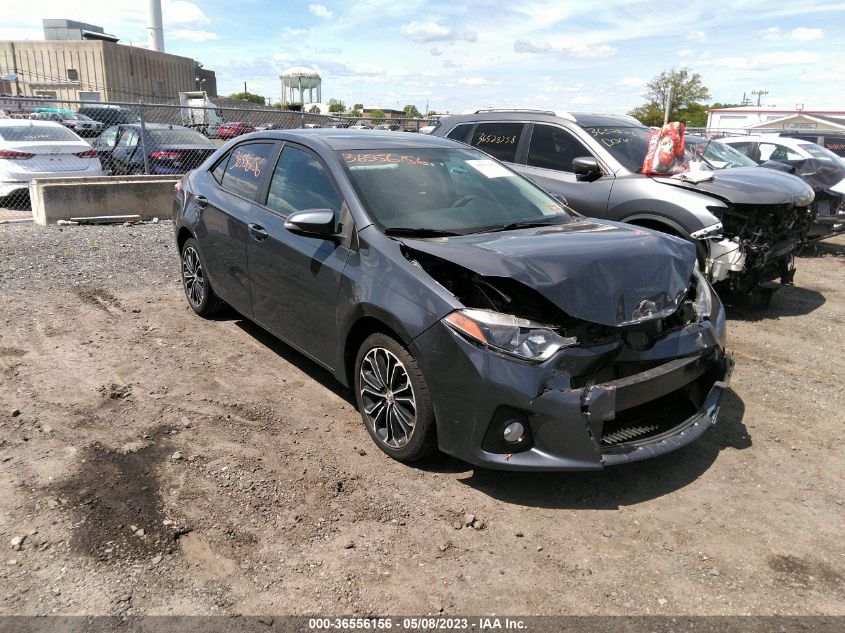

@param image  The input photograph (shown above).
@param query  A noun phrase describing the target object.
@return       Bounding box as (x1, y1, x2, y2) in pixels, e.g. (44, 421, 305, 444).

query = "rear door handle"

(248, 223, 268, 241)
(194, 195, 208, 209)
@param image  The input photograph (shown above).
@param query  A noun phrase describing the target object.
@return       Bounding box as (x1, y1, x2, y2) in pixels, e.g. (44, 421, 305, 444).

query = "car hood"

(653, 166, 814, 206)
(401, 219, 697, 327)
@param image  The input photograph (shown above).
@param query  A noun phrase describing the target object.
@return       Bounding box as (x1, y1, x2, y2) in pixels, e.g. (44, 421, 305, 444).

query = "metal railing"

(0, 97, 436, 210)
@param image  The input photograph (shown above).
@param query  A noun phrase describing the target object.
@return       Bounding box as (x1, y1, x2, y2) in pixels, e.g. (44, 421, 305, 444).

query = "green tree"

(348, 103, 364, 117)
(228, 91, 266, 105)
(308, 105, 321, 113)
(283, 102, 303, 112)
(628, 68, 711, 126)
(328, 98, 346, 113)
(368, 108, 385, 123)
(403, 104, 422, 118)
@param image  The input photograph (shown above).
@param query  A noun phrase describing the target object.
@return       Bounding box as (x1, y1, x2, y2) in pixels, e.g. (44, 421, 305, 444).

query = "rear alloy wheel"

(180, 238, 224, 317)
(354, 333, 436, 462)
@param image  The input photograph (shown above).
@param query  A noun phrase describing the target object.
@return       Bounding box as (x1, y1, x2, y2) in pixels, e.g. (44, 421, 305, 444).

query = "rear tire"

(354, 333, 437, 462)
(180, 237, 224, 317)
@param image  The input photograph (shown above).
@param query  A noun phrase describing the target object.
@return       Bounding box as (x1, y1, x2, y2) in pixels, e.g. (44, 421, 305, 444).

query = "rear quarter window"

(216, 142, 276, 200)
(470, 122, 525, 162)
(446, 123, 474, 144)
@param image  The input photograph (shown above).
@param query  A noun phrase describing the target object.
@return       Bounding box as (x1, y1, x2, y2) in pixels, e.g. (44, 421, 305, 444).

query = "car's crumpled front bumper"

(411, 303, 732, 471)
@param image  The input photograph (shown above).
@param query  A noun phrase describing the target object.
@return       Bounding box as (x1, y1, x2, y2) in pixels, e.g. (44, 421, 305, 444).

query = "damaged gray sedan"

(173, 130, 733, 470)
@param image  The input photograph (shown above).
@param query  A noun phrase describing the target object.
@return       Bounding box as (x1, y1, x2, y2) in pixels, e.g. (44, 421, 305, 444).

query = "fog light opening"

(503, 421, 525, 444)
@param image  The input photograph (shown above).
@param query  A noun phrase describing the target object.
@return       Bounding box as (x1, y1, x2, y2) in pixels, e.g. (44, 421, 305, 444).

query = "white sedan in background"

(0, 120, 103, 200)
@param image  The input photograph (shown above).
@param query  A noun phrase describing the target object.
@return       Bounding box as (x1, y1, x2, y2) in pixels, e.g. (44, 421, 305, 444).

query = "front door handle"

(248, 223, 268, 241)
(194, 195, 208, 209)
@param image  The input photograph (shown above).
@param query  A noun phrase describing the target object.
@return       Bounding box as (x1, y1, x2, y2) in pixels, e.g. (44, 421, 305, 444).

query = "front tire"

(180, 238, 224, 317)
(354, 333, 436, 462)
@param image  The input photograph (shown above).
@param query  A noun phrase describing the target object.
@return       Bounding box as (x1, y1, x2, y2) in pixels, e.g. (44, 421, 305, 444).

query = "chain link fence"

(0, 97, 436, 211)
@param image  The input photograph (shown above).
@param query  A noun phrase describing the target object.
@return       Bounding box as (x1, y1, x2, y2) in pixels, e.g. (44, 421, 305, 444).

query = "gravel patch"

(0, 220, 178, 292)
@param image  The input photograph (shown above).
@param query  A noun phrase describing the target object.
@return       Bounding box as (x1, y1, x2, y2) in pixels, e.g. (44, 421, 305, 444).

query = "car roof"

(256, 128, 461, 151)
(437, 110, 644, 129)
(0, 119, 66, 128)
(116, 123, 197, 131)
(722, 135, 802, 145)
(569, 112, 643, 127)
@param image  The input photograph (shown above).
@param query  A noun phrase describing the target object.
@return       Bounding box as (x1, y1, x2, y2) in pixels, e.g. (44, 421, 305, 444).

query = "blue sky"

(4, 1, 845, 113)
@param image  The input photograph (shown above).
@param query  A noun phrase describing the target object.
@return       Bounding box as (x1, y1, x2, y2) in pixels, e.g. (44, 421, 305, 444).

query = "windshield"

(339, 147, 572, 234)
(582, 125, 652, 172)
(0, 125, 80, 142)
(149, 129, 210, 145)
(686, 137, 757, 169)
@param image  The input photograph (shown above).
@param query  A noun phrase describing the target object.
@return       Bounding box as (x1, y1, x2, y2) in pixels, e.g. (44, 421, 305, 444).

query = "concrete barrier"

(29, 175, 179, 225)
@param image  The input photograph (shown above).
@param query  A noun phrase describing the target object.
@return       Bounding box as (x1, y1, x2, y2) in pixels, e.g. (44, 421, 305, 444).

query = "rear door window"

(759, 143, 802, 162)
(97, 126, 120, 148)
(470, 122, 525, 162)
(725, 142, 757, 161)
(117, 129, 138, 148)
(446, 123, 474, 144)
(265, 145, 341, 216)
(527, 124, 593, 172)
(218, 142, 276, 201)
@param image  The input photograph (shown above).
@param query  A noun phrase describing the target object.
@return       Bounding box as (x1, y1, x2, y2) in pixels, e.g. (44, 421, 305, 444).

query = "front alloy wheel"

(182, 245, 205, 308)
(359, 347, 417, 448)
(180, 237, 223, 317)
(354, 333, 436, 462)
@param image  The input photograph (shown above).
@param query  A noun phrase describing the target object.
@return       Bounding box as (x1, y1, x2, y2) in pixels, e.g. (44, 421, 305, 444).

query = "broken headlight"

(693, 267, 713, 320)
(443, 309, 577, 361)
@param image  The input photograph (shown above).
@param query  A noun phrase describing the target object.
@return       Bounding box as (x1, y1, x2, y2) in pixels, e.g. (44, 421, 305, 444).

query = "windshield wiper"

(384, 227, 460, 237)
(475, 217, 567, 234)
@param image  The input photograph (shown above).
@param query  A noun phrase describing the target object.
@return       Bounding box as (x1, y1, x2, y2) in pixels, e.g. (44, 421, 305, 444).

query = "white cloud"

(429, 47, 442, 57)
(463, 31, 478, 43)
(615, 76, 645, 88)
(791, 27, 824, 41)
(566, 44, 616, 58)
(308, 4, 333, 20)
(458, 77, 502, 86)
(514, 40, 616, 58)
(704, 50, 820, 71)
(282, 27, 308, 37)
(762, 27, 782, 41)
(170, 29, 219, 42)
(762, 26, 824, 42)
(164, 1, 211, 26)
(676, 48, 693, 58)
(687, 30, 707, 43)
(400, 21, 453, 43)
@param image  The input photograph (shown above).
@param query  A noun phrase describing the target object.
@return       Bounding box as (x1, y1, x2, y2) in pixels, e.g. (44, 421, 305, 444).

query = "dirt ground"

(0, 223, 843, 617)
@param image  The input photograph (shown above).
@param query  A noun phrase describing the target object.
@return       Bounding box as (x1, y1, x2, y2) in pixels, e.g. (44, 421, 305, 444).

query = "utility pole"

(244, 81, 248, 95)
(751, 89, 768, 107)
(663, 85, 673, 125)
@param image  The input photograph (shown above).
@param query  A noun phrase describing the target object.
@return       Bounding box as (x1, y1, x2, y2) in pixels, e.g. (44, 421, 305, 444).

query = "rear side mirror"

(284, 209, 337, 236)
(572, 156, 602, 182)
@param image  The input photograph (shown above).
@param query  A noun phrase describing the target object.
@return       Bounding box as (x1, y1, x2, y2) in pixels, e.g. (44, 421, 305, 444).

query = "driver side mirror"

(572, 156, 602, 182)
(284, 209, 338, 236)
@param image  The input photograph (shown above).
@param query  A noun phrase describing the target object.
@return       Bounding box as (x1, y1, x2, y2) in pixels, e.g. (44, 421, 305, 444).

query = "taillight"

(0, 149, 34, 160)
(151, 151, 181, 159)
(74, 149, 99, 158)
(174, 180, 183, 194)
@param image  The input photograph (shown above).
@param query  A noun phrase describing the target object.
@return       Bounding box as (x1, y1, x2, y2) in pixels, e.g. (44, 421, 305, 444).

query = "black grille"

(600, 390, 697, 447)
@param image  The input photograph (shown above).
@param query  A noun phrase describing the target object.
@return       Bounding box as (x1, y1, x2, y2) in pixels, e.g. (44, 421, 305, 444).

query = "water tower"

(280, 66, 322, 105)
